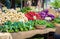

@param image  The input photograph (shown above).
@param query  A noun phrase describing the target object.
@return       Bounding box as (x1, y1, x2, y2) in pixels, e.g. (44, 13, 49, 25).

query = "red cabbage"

(39, 12, 48, 19)
(47, 14, 55, 19)
(43, 9, 49, 13)
(38, 9, 55, 20)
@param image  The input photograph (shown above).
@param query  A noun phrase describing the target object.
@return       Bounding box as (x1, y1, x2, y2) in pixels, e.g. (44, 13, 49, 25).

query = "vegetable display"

(0, 9, 28, 25)
(25, 11, 41, 20)
(0, 20, 35, 33)
(46, 22, 55, 28)
(34, 20, 47, 29)
(20, 7, 31, 13)
(34, 20, 55, 28)
(35, 20, 47, 25)
(47, 14, 55, 20)
(0, 20, 55, 33)
(54, 18, 60, 23)
(53, 17, 60, 27)
(39, 9, 55, 20)
(0, 7, 57, 33)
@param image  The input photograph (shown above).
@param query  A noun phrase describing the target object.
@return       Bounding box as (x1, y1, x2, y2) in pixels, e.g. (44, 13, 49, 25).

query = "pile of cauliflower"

(0, 9, 28, 25)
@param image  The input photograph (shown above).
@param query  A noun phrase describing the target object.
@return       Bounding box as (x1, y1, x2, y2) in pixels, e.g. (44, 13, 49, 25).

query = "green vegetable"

(54, 18, 60, 23)
(35, 20, 47, 25)
(15, 29, 19, 32)
(20, 7, 31, 13)
(46, 22, 55, 28)
(0, 20, 35, 33)
(4, 21, 12, 25)
(8, 29, 14, 33)
(34, 20, 55, 28)
(20, 28, 24, 31)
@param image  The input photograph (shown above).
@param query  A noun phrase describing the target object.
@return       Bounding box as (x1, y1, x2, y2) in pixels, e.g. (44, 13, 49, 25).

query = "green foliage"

(54, 18, 60, 23)
(46, 22, 55, 28)
(20, 7, 31, 13)
(35, 20, 47, 25)
(34, 20, 55, 28)
(4, 20, 12, 25)
(25, 20, 35, 30)
(50, 0, 60, 9)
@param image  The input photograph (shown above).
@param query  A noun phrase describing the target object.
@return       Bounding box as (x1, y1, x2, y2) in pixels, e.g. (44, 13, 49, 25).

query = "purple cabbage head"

(43, 9, 49, 13)
(47, 14, 55, 19)
(38, 9, 55, 20)
(39, 12, 48, 19)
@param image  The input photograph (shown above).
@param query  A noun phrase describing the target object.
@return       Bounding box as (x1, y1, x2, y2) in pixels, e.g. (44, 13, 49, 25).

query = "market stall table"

(0, 33, 12, 39)
(0, 28, 56, 39)
(11, 28, 56, 39)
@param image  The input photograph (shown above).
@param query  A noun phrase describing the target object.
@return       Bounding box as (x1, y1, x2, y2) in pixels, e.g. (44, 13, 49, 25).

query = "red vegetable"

(35, 13, 41, 20)
(25, 13, 34, 20)
(25, 11, 41, 20)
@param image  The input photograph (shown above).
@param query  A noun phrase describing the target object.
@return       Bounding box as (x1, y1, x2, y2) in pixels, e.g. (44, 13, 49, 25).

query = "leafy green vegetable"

(25, 20, 35, 30)
(34, 20, 55, 28)
(20, 7, 31, 13)
(46, 22, 55, 28)
(35, 20, 47, 25)
(4, 21, 12, 25)
(53, 17, 60, 24)
(0, 26, 4, 32)
(0, 20, 35, 33)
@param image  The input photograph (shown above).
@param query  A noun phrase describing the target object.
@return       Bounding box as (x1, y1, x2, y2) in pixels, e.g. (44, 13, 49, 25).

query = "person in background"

(5, 0, 11, 9)
(32, 0, 35, 6)
(27, 0, 32, 7)
(0, 2, 5, 14)
(37, 0, 41, 9)
(0, 2, 5, 10)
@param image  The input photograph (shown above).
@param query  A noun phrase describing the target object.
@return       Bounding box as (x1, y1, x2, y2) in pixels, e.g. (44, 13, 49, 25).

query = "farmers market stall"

(0, 6, 60, 39)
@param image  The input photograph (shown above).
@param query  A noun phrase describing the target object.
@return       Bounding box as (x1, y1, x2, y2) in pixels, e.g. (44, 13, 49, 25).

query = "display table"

(0, 28, 56, 39)
(0, 33, 12, 39)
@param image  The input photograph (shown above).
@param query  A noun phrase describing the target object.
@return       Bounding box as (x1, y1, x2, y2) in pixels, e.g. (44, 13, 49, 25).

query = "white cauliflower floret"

(45, 17, 52, 21)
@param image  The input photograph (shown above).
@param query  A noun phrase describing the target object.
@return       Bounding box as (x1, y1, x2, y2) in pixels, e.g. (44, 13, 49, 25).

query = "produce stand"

(0, 28, 56, 39)
(1, 0, 60, 39)
(0, 7, 58, 39)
